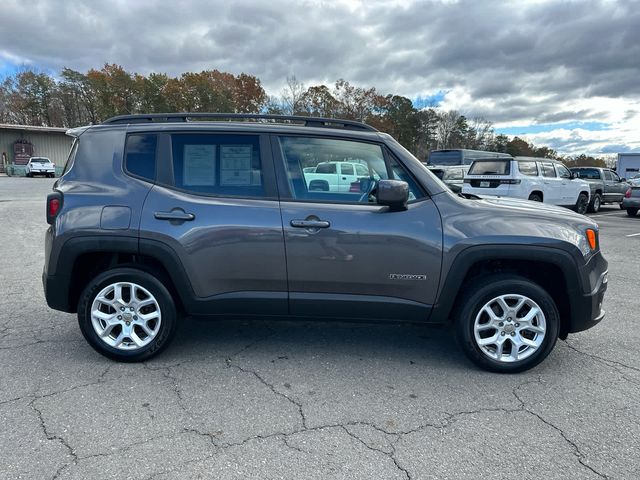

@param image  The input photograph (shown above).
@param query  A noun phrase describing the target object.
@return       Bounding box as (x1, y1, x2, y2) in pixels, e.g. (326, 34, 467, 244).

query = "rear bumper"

(622, 198, 640, 208)
(567, 251, 608, 334)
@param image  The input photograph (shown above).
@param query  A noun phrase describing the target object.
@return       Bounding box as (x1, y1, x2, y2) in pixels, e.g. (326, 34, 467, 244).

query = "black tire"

(26, 172, 32, 178)
(627, 208, 638, 217)
(575, 193, 589, 214)
(77, 267, 178, 362)
(588, 193, 601, 213)
(620, 202, 625, 210)
(528, 193, 542, 202)
(455, 275, 560, 373)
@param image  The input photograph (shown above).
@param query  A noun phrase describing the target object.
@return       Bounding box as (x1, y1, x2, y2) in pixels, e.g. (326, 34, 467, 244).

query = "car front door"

(539, 162, 562, 204)
(273, 135, 443, 322)
(139, 132, 287, 315)
(555, 164, 576, 204)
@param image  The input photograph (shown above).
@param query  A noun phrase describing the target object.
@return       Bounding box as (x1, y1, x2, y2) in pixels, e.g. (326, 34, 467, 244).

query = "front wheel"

(77, 268, 178, 362)
(528, 193, 542, 202)
(574, 193, 589, 214)
(455, 275, 559, 373)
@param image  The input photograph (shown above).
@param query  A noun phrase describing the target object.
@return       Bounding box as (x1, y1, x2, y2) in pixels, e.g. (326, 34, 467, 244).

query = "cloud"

(0, 0, 639, 155)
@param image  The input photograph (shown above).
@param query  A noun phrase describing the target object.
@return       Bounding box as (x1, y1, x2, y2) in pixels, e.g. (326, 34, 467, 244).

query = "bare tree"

(436, 110, 459, 149)
(281, 75, 306, 115)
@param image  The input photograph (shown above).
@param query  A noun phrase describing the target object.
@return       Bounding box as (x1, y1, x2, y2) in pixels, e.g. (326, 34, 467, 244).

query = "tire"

(627, 208, 638, 217)
(26, 172, 32, 178)
(575, 193, 589, 215)
(528, 193, 542, 202)
(455, 275, 559, 373)
(588, 193, 601, 213)
(620, 202, 625, 210)
(77, 267, 178, 362)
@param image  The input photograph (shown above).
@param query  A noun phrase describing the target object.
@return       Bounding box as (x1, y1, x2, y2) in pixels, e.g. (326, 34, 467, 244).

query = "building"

(0, 124, 73, 176)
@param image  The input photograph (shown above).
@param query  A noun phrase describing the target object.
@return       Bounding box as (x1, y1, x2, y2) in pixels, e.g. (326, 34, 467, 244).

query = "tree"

(299, 85, 339, 117)
(281, 75, 306, 115)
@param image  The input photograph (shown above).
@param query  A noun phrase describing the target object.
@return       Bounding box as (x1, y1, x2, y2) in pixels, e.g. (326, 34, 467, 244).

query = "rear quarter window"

(125, 134, 157, 182)
(517, 161, 538, 176)
(468, 160, 511, 175)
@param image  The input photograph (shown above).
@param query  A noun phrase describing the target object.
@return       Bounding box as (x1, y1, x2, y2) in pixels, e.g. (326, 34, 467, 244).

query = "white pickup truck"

(303, 161, 372, 192)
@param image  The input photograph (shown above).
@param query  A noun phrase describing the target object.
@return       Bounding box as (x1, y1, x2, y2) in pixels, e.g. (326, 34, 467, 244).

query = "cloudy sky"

(1, 0, 639, 156)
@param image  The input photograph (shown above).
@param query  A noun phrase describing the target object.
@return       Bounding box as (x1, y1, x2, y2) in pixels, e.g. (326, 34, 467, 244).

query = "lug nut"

(515, 323, 520, 327)
(499, 322, 504, 327)
(510, 332, 516, 336)
(126, 321, 130, 326)
(120, 307, 125, 311)
(133, 315, 138, 320)
(117, 315, 122, 320)
(130, 307, 134, 311)
(501, 332, 506, 336)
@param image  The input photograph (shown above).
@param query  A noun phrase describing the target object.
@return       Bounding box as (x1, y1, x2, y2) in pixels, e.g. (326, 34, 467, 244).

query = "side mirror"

(377, 179, 409, 211)
(620, 178, 626, 182)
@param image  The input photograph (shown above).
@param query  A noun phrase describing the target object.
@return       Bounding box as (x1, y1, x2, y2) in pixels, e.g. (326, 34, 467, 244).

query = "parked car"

(622, 185, 640, 216)
(43, 113, 607, 373)
(569, 167, 628, 212)
(462, 157, 591, 214)
(428, 166, 465, 193)
(303, 161, 372, 192)
(25, 157, 55, 178)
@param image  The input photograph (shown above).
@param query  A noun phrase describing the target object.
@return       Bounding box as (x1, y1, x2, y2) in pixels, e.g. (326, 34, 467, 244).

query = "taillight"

(46, 192, 63, 225)
(349, 181, 361, 193)
(625, 188, 632, 198)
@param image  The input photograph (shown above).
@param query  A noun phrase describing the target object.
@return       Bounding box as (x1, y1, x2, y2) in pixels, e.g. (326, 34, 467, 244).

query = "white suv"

(462, 157, 591, 213)
(25, 157, 56, 178)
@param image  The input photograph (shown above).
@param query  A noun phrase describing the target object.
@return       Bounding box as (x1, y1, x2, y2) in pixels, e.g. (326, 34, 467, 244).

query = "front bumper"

(567, 251, 608, 334)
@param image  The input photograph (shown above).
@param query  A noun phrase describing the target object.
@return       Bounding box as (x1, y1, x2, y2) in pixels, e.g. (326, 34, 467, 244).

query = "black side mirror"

(377, 179, 409, 211)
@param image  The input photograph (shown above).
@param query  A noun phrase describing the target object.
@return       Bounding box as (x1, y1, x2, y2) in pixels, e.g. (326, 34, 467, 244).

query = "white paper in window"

(183, 144, 216, 186)
(220, 145, 253, 185)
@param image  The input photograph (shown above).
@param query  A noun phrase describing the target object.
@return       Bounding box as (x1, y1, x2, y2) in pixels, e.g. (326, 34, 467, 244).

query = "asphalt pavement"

(1, 176, 638, 479)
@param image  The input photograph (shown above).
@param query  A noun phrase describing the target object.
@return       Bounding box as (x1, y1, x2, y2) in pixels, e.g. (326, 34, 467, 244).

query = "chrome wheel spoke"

(478, 333, 499, 346)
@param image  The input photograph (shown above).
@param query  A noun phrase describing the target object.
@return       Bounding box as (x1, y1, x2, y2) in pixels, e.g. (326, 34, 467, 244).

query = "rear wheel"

(528, 193, 542, 202)
(588, 193, 601, 213)
(627, 208, 638, 217)
(455, 275, 559, 373)
(77, 268, 177, 362)
(575, 193, 589, 214)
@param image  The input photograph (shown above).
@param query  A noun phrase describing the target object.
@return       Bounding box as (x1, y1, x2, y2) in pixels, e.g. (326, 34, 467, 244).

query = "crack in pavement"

(562, 339, 640, 379)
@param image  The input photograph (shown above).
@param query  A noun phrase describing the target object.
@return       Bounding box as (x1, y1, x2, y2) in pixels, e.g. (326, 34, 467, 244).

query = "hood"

(474, 194, 590, 222)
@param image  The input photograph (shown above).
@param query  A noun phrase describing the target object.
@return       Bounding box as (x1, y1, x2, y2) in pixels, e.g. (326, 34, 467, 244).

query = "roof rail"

(101, 113, 378, 132)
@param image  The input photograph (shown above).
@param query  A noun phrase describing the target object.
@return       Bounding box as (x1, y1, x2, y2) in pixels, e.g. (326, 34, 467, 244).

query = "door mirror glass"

(377, 179, 409, 210)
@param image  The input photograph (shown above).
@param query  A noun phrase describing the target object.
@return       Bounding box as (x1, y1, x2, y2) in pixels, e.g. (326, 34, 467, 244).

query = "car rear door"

(139, 131, 287, 315)
(272, 135, 443, 322)
(539, 162, 562, 204)
(604, 170, 625, 202)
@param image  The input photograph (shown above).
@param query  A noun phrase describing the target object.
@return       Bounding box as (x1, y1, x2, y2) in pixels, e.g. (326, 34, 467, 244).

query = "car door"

(139, 131, 288, 315)
(555, 164, 576, 204)
(273, 135, 443, 322)
(539, 162, 562, 204)
(604, 170, 625, 202)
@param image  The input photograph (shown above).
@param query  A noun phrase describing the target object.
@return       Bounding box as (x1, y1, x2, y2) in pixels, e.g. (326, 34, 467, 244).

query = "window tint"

(341, 163, 354, 175)
(125, 134, 157, 181)
(170, 134, 264, 197)
(468, 160, 510, 175)
(517, 161, 538, 176)
(278, 137, 422, 203)
(572, 168, 600, 179)
(603, 170, 613, 181)
(540, 162, 556, 178)
(557, 164, 572, 179)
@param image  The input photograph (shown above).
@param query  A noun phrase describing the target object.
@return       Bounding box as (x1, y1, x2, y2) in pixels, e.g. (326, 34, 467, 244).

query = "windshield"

(468, 160, 511, 175)
(428, 151, 462, 166)
(572, 168, 600, 179)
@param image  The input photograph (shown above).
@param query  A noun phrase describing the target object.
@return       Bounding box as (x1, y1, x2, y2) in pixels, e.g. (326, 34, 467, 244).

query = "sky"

(1, 0, 639, 156)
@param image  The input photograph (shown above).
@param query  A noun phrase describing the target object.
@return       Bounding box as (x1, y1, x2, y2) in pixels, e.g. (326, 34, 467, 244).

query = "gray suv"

(43, 114, 608, 372)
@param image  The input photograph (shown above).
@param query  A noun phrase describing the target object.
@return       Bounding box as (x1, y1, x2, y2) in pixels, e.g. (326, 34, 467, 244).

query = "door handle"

(154, 210, 195, 221)
(290, 219, 330, 229)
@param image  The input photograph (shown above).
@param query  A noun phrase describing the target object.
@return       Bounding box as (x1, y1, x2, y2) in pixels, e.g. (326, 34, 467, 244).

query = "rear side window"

(468, 160, 510, 175)
(517, 161, 538, 176)
(603, 170, 613, 181)
(341, 163, 354, 175)
(125, 134, 157, 181)
(170, 134, 264, 197)
(540, 162, 556, 178)
(62, 139, 79, 175)
(315, 163, 337, 174)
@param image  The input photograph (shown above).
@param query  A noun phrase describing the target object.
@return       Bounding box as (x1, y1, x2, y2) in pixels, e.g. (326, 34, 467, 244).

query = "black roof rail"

(101, 113, 378, 132)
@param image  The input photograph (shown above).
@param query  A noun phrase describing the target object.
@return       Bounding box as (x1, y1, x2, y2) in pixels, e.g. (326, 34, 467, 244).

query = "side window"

(170, 134, 264, 197)
(557, 164, 572, 179)
(609, 171, 620, 182)
(517, 161, 538, 176)
(355, 164, 369, 176)
(62, 138, 79, 176)
(603, 170, 614, 181)
(278, 136, 423, 203)
(341, 163, 354, 176)
(125, 134, 157, 181)
(540, 162, 556, 178)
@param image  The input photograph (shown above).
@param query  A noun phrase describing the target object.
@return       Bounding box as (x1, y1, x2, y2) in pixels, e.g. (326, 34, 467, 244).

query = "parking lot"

(1, 176, 638, 480)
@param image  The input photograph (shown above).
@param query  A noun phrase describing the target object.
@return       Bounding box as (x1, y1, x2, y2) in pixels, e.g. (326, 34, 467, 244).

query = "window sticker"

(220, 145, 252, 185)
(183, 144, 216, 186)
